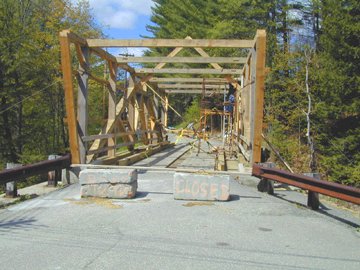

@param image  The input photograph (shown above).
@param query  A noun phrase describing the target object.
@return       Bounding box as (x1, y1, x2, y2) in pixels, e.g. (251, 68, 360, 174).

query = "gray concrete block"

(79, 169, 138, 199)
(81, 182, 137, 199)
(79, 169, 137, 185)
(62, 168, 80, 185)
(174, 173, 230, 201)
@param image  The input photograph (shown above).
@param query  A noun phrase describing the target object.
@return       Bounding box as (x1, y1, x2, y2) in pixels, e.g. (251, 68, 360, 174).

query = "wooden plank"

(193, 47, 223, 70)
(87, 39, 255, 48)
(117, 142, 173, 166)
(90, 47, 117, 63)
(155, 45, 184, 70)
(135, 68, 242, 75)
(150, 77, 228, 83)
(137, 95, 150, 145)
(146, 95, 163, 143)
(82, 131, 141, 142)
(107, 61, 117, 157)
(73, 69, 110, 86)
(165, 90, 222, 94)
(164, 94, 168, 127)
(158, 84, 226, 89)
(59, 30, 80, 164)
(66, 31, 87, 46)
(252, 30, 266, 163)
(216, 149, 226, 171)
(87, 142, 134, 156)
(144, 96, 155, 143)
(76, 46, 89, 164)
(116, 56, 247, 64)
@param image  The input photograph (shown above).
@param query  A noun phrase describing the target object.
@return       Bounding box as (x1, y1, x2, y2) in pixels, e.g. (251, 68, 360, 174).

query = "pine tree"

(313, 0, 360, 186)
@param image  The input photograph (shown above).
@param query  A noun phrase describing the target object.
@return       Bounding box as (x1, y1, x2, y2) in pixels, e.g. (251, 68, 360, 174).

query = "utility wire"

(0, 80, 60, 115)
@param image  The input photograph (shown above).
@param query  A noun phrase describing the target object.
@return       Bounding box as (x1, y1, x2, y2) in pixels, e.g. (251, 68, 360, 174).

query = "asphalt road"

(0, 171, 359, 270)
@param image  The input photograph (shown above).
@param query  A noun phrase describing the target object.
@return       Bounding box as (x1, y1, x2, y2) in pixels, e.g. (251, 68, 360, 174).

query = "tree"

(0, 0, 102, 167)
(312, 0, 360, 186)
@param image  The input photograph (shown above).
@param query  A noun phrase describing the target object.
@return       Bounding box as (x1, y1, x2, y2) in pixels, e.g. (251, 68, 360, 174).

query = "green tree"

(0, 0, 102, 167)
(313, 0, 360, 186)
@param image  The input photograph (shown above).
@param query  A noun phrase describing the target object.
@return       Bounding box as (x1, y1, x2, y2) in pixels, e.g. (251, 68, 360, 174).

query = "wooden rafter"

(116, 56, 247, 64)
(158, 84, 226, 89)
(135, 68, 241, 75)
(165, 90, 223, 94)
(149, 77, 228, 83)
(87, 39, 255, 48)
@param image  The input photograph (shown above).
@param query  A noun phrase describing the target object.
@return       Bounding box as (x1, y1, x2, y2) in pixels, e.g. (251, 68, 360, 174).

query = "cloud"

(87, 0, 154, 29)
(103, 10, 137, 29)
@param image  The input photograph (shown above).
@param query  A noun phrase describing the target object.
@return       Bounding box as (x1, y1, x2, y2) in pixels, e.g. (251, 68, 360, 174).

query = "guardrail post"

(5, 163, 22, 197)
(257, 162, 275, 195)
(303, 173, 321, 210)
(48, 155, 61, 187)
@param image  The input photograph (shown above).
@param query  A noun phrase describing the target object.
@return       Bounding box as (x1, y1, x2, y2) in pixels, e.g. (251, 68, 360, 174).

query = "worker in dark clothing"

(225, 84, 236, 113)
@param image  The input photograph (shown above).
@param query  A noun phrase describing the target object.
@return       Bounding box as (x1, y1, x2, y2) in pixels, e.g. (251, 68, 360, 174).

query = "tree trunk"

(1, 96, 18, 162)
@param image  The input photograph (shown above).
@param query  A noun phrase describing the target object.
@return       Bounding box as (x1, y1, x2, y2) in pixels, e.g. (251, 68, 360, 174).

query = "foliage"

(182, 96, 201, 128)
(0, 0, 103, 170)
(148, 0, 359, 187)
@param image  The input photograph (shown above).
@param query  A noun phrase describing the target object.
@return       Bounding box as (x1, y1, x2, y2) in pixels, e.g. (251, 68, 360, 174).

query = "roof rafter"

(116, 56, 246, 64)
(135, 68, 241, 75)
(87, 39, 255, 48)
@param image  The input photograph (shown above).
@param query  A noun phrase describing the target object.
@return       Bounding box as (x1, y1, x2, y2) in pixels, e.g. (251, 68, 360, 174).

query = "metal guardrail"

(252, 164, 360, 209)
(0, 154, 71, 186)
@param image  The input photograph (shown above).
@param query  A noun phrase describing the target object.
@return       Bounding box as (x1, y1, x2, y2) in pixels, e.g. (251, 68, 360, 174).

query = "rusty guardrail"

(0, 154, 71, 187)
(252, 164, 360, 209)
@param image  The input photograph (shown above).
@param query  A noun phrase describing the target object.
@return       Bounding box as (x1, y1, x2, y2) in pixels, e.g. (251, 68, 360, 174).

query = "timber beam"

(165, 90, 224, 94)
(135, 68, 242, 75)
(116, 56, 247, 64)
(149, 77, 229, 83)
(87, 39, 255, 48)
(158, 84, 226, 89)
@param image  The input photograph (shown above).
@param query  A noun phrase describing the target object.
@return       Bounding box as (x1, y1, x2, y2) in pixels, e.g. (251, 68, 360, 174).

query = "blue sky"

(81, 0, 156, 56)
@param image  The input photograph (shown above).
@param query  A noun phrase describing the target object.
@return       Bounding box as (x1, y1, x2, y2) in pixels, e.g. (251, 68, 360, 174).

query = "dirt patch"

(65, 197, 123, 209)
(182, 201, 214, 207)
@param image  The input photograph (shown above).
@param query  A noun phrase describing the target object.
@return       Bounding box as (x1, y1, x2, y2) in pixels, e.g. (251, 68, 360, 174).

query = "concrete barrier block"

(79, 169, 138, 199)
(81, 182, 137, 199)
(174, 173, 230, 201)
(79, 169, 137, 185)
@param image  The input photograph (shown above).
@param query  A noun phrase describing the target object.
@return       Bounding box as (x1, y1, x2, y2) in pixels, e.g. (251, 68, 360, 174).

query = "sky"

(80, 0, 156, 56)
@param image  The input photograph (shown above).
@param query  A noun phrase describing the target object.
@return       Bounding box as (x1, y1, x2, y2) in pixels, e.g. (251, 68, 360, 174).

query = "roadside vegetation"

(0, 0, 358, 188)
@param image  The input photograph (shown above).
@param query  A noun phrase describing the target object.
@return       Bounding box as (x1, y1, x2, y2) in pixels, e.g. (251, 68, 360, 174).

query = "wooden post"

(164, 94, 169, 127)
(304, 173, 321, 210)
(59, 30, 80, 164)
(257, 162, 275, 195)
(137, 94, 149, 145)
(76, 46, 89, 164)
(5, 163, 22, 197)
(252, 30, 266, 163)
(249, 52, 256, 160)
(127, 77, 136, 131)
(145, 94, 160, 142)
(107, 61, 117, 157)
(48, 155, 61, 187)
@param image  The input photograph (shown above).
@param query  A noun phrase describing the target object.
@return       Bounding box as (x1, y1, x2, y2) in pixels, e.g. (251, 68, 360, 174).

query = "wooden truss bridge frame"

(59, 29, 266, 165)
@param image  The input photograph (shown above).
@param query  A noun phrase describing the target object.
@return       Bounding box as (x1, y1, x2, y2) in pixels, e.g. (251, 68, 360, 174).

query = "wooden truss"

(59, 30, 266, 164)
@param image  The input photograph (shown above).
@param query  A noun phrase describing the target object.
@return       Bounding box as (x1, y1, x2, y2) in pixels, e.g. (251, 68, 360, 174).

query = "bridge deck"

(0, 170, 359, 270)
